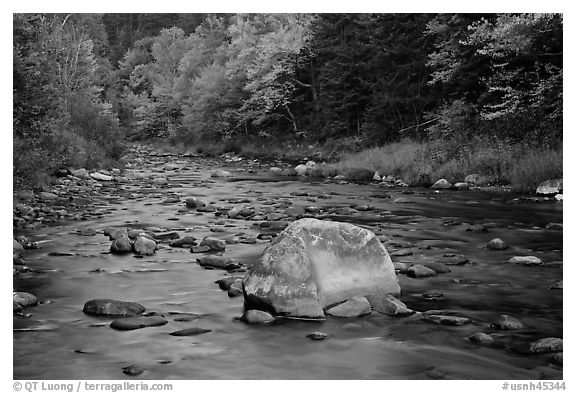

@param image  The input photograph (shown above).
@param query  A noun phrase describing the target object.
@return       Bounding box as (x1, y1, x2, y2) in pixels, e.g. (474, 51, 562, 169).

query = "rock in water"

(366, 293, 414, 316)
(122, 365, 145, 376)
(110, 316, 168, 330)
(468, 332, 496, 346)
(491, 314, 524, 330)
(536, 179, 563, 195)
(325, 296, 372, 318)
(110, 234, 132, 254)
(197, 255, 234, 269)
(243, 218, 400, 319)
(506, 256, 542, 266)
(240, 309, 275, 325)
(200, 237, 226, 252)
(169, 327, 212, 336)
(14, 292, 38, 307)
(134, 236, 157, 256)
(486, 238, 508, 250)
(529, 337, 563, 353)
(83, 299, 145, 317)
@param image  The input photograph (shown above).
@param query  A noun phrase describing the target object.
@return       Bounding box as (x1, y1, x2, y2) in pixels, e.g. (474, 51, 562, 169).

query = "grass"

(324, 138, 562, 192)
(156, 136, 562, 194)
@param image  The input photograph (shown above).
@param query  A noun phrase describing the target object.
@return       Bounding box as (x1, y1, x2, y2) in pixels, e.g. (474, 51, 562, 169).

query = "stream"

(13, 145, 563, 380)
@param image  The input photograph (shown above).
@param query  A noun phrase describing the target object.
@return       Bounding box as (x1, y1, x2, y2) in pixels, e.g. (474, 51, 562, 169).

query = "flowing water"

(13, 147, 563, 380)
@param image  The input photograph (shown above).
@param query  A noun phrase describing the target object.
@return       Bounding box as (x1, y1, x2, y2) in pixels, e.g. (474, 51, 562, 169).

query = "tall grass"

(331, 138, 562, 192)
(508, 149, 563, 193)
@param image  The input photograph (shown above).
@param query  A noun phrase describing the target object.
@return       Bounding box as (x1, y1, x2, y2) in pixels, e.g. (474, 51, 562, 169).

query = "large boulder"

(242, 218, 400, 319)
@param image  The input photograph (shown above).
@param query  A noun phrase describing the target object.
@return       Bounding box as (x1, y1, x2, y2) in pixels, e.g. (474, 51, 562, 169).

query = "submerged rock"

(83, 299, 145, 317)
(422, 314, 470, 326)
(243, 218, 400, 319)
(169, 327, 212, 336)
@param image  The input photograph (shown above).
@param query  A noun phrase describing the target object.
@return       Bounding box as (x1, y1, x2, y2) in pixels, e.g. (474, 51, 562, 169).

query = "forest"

(13, 13, 563, 191)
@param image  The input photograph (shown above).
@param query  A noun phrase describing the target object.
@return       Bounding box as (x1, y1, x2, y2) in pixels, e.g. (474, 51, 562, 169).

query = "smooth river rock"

(110, 234, 132, 254)
(83, 299, 145, 317)
(491, 314, 525, 330)
(325, 296, 372, 318)
(133, 236, 157, 256)
(14, 292, 39, 307)
(110, 316, 168, 330)
(486, 238, 508, 250)
(506, 256, 542, 266)
(243, 218, 400, 319)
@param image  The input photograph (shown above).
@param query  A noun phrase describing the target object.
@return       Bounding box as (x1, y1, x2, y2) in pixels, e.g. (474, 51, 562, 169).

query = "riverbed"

(13, 145, 563, 380)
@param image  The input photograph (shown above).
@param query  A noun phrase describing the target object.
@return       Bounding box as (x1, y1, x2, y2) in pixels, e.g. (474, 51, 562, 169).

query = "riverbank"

(152, 137, 562, 193)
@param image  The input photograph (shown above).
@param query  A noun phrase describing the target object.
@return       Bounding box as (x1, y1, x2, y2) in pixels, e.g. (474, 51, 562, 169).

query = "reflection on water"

(13, 159, 562, 379)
